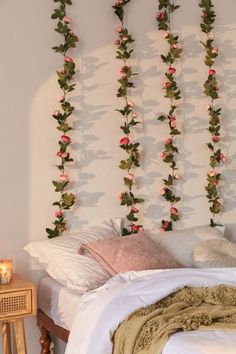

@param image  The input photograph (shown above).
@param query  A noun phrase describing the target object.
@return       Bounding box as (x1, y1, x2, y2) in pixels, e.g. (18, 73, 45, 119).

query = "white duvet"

(65, 268, 236, 354)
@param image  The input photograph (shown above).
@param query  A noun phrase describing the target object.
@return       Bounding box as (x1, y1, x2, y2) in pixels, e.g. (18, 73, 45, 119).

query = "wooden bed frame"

(37, 309, 69, 353)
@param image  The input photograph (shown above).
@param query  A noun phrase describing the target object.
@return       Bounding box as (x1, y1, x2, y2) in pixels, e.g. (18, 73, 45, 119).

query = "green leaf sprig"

(157, 0, 182, 232)
(113, 0, 144, 236)
(199, 0, 225, 227)
(46, 0, 78, 238)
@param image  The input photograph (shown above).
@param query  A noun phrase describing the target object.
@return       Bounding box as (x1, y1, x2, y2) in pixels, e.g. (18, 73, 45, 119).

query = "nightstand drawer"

(0, 289, 33, 319)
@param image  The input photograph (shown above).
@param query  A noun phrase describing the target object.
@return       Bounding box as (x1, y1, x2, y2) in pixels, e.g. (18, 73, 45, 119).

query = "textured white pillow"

(193, 239, 236, 268)
(147, 226, 225, 267)
(24, 219, 121, 292)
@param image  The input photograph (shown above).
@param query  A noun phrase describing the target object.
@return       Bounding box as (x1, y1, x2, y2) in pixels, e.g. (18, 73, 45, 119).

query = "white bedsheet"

(65, 268, 236, 354)
(38, 277, 83, 330)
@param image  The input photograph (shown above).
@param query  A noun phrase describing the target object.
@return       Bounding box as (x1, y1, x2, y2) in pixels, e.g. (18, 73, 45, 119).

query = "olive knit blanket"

(112, 285, 236, 354)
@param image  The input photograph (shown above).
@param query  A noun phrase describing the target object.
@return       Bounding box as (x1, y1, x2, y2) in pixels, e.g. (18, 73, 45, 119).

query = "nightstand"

(0, 274, 36, 354)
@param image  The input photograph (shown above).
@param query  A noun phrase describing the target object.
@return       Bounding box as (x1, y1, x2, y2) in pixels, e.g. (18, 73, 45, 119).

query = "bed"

(24, 220, 236, 353)
(37, 269, 236, 354)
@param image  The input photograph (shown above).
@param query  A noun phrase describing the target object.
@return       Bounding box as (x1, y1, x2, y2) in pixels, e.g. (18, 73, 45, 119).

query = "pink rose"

(120, 65, 129, 74)
(170, 116, 176, 128)
(162, 32, 169, 39)
(170, 121, 176, 128)
(162, 221, 169, 230)
(60, 135, 71, 144)
(208, 170, 216, 177)
(212, 135, 220, 143)
(64, 56, 73, 63)
(55, 210, 63, 218)
(158, 12, 165, 20)
(211, 47, 218, 54)
(121, 36, 129, 42)
(216, 201, 221, 209)
(131, 206, 139, 213)
(208, 69, 216, 75)
(63, 16, 72, 24)
(161, 187, 167, 195)
(57, 151, 68, 158)
(160, 152, 167, 159)
(220, 152, 226, 162)
(131, 224, 139, 232)
(172, 43, 181, 49)
(114, 39, 120, 45)
(60, 174, 69, 182)
(168, 67, 176, 75)
(127, 100, 134, 107)
(53, 110, 60, 116)
(127, 173, 134, 180)
(139, 227, 144, 233)
(57, 95, 65, 103)
(132, 112, 138, 118)
(163, 82, 171, 88)
(61, 152, 69, 158)
(120, 136, 130, 145)
(160, 151, 167, 160)
(174, 173, 180, 180)
(165, 138, 172, 145)
(170, 207, 178, 215)
(116, 26, 123, 33)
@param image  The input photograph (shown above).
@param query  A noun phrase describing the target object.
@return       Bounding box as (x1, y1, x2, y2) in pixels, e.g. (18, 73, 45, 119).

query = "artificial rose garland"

(46, 0, 78, 238)
(199, 0, 225, 227)
(113, 0, 144, 236)
(157, 0, 182, 232)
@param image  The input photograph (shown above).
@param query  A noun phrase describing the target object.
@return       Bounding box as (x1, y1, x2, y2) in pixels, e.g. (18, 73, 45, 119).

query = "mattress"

(38, 276, 83, 330)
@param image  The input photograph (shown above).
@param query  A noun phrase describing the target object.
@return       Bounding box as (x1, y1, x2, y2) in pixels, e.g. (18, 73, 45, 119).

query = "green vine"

(113, 0, 144, 235)
(157, 0, 182, 232)
(46, 0, 78, 238)
(199, 0, 225, 227)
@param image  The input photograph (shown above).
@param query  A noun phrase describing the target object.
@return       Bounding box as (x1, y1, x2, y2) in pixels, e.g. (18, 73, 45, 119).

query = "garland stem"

(157, 0, 182, 232)
(113, 0, 144, 236)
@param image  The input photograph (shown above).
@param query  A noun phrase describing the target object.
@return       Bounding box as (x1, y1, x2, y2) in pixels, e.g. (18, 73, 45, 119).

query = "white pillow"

(24, 218, 121, 292)
(147, 225, 225, 267)
(192, 239, 236, 268)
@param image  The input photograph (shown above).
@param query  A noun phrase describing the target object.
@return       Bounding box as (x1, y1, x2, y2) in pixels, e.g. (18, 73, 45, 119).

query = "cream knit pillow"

(193, 239, 236, 268)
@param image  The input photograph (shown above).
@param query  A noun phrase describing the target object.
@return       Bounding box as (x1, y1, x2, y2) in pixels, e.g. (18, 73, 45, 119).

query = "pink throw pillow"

(78, 233, 183, 275)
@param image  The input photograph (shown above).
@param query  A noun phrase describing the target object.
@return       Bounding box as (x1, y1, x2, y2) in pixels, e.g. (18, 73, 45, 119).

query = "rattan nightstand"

(0, 274, 36, 354)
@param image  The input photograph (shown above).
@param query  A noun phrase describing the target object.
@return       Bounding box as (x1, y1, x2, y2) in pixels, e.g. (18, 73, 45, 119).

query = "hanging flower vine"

(46, 0, 78, 238)
(113, 0, 144, 236)
(157, 0, 182, 232)
(199, 0, 225, 227)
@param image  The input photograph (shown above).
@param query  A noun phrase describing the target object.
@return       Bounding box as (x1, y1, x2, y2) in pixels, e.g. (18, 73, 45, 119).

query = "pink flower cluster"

(120, 136, 130, 145)
(64, 56, 73, 63)
(60, 135, 71, 144)
(131, 224, 144, 233)
(160, 220, 170, 232)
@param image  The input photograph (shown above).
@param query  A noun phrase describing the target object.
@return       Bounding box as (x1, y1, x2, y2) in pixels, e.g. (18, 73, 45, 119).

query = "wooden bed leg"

(39, 326, 52, 354)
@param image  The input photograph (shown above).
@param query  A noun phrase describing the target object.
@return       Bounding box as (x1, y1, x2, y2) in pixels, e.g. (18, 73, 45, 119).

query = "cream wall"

(1, 0, 236, 353)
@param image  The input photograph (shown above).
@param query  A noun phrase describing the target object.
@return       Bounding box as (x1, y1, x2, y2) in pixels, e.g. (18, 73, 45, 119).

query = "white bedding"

(38, 277, 83, 330)
(65, 268, 236, 354)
